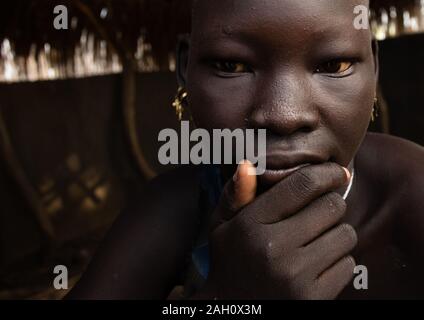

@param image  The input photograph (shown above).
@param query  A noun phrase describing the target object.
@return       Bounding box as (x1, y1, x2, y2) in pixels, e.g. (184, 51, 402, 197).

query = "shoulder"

(66, 166, 203, 299)
(360, 132, 424, 169)
(144, 165, 202, 202)
(132, 165, 203, 221)
(360, 133, 424, 251)
(359, 132, 423, 189)
(108, 165, 205, 269)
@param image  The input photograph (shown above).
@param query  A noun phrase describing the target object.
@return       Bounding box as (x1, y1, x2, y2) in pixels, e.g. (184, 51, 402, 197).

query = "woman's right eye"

(212, 61, 250, 74)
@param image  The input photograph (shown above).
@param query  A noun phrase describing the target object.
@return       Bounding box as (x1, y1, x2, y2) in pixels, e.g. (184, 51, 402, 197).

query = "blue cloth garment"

(192, 165, 224, 279)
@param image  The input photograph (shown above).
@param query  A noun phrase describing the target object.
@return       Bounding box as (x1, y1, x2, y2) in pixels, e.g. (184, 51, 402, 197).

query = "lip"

(258, 163, 312, 187)
(264, 152, 326, 170)
(257, 152, 328, 187)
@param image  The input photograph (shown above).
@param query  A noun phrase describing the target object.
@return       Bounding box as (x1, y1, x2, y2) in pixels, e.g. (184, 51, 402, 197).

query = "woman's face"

(181, 0, 377, 187)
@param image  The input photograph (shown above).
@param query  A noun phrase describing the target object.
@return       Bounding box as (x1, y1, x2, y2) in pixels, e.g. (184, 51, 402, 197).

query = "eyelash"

(208, 58, 358, 78)
(314, 59, 358, 77)
(211, 60, 251, 75)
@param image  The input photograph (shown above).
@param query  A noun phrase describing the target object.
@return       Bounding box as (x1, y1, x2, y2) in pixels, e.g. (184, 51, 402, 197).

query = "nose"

(248, 71, 319, 136)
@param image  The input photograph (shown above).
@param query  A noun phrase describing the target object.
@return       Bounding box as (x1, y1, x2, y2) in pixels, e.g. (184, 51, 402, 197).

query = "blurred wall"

(378, 34, 424, 146)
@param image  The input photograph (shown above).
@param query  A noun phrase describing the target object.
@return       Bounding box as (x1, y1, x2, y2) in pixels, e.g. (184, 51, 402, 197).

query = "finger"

(245, 162, 350, 224)
(281, 192, 347, 247)
(210, 161, 257, 230)
(314, 256, 356, 300)
(231, 160, 257, 215)
(303, 224, 358, 276)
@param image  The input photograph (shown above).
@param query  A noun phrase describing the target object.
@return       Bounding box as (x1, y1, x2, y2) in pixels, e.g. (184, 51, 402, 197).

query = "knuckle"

(234, 211, 257, 234)
(338, 224, 358, 247)
(322, 163, 348, 190)
(262, 242, 277, 267)
(290, 168, 321, 194)
(344, 255, 357, 271)
(327, 162, 346, 178)
(336, 256, 357, 286)
(280, 254, 306, 281)
(259, 232, 285, 265)
(322, 192, 347, 217)
(243, 206, 265, 226)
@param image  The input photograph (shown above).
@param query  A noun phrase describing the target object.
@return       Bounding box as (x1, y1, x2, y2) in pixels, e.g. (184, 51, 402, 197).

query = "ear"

(176, 34, 190, 87)
(371, 40, 380, 80)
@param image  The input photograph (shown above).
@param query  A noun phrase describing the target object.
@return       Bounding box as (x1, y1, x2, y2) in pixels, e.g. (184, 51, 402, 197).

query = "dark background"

(0, 1, 422, 299)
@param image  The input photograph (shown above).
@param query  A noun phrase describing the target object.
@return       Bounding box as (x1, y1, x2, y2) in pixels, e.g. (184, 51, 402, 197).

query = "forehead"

(191, 0, 371, 46)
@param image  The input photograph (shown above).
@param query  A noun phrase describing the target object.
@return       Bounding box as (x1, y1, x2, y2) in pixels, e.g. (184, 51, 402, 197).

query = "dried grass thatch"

(0, 0, 191, 74)
(0, 0, 422, 81)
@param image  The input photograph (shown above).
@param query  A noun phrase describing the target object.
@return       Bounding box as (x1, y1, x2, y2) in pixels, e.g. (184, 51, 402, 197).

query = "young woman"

(67, 0, 424, 299)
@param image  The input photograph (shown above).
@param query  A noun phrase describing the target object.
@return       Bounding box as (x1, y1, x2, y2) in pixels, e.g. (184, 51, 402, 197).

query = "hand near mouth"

(209, 160, 257, 232)
(198, 161, 356, 300)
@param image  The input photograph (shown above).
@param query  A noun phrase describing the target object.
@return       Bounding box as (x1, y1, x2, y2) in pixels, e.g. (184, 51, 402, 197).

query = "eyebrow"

(195, 23, 369, 52)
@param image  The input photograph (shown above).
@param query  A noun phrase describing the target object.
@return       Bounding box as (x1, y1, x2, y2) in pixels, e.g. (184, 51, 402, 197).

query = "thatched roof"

(0, 0, 191, 68)
(0, 0, 422, 81)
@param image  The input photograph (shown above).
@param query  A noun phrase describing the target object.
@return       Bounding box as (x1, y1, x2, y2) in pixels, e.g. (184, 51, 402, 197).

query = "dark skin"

(67, 0, 424, 299)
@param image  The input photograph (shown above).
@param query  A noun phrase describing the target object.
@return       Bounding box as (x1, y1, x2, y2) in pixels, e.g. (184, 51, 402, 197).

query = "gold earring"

(172, 87, 188, 121)
(371, 97, 379, 122)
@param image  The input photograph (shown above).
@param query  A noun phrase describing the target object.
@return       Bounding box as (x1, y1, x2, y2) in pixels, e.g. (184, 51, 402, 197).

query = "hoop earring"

(371, 97, 379, 122)
(172, 87, 188, 121)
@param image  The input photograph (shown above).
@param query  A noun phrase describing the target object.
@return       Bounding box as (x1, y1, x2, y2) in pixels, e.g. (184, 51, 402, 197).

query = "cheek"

(316, 69, 376, 162)
(187, 70, 254, 130)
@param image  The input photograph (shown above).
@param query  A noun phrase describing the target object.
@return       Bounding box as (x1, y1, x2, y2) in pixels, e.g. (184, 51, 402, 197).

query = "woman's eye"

(213, 61, 249, 74)
(315, 60, 354, 75)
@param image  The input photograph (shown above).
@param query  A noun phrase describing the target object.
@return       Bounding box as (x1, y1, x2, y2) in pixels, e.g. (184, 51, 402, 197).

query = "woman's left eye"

(315, 60, 354, 75)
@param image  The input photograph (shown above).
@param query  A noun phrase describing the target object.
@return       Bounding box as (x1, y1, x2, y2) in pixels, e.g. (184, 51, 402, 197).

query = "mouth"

(258, 164, 312, 187)
(257, 153, 328, 188)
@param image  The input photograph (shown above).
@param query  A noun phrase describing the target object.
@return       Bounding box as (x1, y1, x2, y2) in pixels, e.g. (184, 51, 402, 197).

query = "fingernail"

(234, 160, 249, 182)
(343, 167, 351, 181)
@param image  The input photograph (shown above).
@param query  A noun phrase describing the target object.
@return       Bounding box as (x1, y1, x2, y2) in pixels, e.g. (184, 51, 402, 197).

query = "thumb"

(212, 161, 257, 230)
(231, 160, 257, 212)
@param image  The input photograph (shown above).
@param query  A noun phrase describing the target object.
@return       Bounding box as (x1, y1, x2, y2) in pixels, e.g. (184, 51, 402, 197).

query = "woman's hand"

(201, 161, 357, 300)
